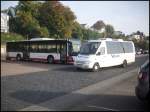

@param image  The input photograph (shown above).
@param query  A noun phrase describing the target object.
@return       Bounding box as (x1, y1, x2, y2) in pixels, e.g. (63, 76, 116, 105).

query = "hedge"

(1, 32, 25, 44)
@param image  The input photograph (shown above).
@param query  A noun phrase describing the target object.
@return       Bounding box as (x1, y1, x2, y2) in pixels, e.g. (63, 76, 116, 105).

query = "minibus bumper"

(74, 63, 93, 69)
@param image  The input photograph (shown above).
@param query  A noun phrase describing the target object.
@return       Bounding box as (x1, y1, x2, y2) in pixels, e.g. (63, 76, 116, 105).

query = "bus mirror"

(96, 52, 101, 56)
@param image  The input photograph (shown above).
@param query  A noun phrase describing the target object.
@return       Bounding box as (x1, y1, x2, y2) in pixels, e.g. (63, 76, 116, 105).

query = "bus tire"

(47, 55, 54, 64)
(16, 54, 21, 61)
(122, 60, 127, 68)
(92, 63, 100, 72)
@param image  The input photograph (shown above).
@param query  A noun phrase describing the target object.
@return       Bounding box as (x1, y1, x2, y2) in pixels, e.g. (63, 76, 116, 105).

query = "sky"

(1, 1, 149, 36)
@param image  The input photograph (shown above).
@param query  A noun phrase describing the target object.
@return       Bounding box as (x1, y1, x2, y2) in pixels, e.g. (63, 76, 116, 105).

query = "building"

(114, 31, 124, 36)
(1, 12, 9, 33)
(90, 27, 105, 33)
(132, 34, 141, 40)
(80, 24, 90, 29)
(128, 33, 145, 41)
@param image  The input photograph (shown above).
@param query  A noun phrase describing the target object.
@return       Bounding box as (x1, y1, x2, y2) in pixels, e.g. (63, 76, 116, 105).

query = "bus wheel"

(122, 60, 127, 68)
(47, 56, 54, 64)
(16, 54, 21, 61)
(92, 63, 100, 72)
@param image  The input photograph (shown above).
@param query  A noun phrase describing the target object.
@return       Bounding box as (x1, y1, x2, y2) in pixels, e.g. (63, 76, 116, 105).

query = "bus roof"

(6, 38, 81, 43)
(30, 38, 54, 41)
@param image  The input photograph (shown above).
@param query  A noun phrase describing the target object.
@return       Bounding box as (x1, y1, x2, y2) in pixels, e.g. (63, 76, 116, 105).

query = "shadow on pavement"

(52, 66, 93, 72)
(51, 65, 127, 73)
(10, 90, 67, 104)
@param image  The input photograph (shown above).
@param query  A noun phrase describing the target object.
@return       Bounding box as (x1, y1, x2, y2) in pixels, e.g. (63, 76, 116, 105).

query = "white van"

(74, 38, 135, 71)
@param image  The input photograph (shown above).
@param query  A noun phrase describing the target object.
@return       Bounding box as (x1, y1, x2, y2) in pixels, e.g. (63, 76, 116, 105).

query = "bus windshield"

(80, 42, 101, 55)
(68, 40, 81, 56)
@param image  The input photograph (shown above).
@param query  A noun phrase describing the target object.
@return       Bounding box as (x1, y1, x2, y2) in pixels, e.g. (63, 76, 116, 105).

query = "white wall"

(1, 13, 9, 33)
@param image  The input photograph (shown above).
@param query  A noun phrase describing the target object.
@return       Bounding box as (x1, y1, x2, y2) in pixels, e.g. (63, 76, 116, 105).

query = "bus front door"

(60, 44, 67, 63)
(23, 43, 29, 59)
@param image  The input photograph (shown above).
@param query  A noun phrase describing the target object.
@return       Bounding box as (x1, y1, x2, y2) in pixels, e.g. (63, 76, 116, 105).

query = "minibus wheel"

(92, 63, 100, 72)
(122, 60, 127, 68)
(47, 56, 54, 64)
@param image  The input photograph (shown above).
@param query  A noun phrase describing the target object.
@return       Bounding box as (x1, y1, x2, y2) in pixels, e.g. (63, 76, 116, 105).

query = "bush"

(1, 32, 25, 44)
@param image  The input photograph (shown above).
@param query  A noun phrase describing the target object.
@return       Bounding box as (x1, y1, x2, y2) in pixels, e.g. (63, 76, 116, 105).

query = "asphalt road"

(69, 74, 148, 111)
(1, 55, 149, 111)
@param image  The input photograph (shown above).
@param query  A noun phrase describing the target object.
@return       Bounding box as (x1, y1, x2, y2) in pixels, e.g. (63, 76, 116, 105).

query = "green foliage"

(71, 21, 104, 41)
(137, 40, 149, 50)
(10, 1, 49, 39)
(104, 24, 114, 38)
(1, 32, 24, 43)
(72, 22, 83, 40)
(132, 38, 149, 50)
(37, 27, 49, 38)
(10, 1, 76, 39)
(111, 33, 127, 40)
(8, 1, 109, 41)
(39, 1, 76, 39)
(81, 28, 103, 40)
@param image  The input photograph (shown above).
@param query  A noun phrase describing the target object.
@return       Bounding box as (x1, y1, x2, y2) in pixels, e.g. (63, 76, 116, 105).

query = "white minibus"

(74, 38, 135, 71)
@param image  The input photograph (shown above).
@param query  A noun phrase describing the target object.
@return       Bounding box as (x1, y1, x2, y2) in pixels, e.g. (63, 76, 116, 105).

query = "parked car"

(136, 51, 142, 55)
(135, 59, 149, 101)
(143, 50, 149, 54)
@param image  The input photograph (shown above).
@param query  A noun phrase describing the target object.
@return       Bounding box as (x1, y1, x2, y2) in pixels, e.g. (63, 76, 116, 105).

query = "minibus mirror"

(96, 52, 101, 56)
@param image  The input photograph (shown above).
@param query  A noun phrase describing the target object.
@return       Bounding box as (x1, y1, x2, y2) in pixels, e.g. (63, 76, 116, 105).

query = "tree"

(132, 37, 149, 50)
(111, 32, 126, 40)
(104, 24, 114, 38)
(71, 21, 83, 40)
(10, 1, 76, 39)
(39, 1, 76, 39)
(91, 20, 105, 31)
(9, 1, 49, 39)
(80, 27, 102, 40)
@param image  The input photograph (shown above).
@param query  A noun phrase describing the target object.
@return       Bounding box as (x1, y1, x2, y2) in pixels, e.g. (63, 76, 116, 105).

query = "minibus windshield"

(80, 42, 101, 55)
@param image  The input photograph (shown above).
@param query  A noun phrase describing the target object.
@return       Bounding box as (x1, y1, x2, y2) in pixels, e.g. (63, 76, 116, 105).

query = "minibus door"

(96, 47, 107, 67)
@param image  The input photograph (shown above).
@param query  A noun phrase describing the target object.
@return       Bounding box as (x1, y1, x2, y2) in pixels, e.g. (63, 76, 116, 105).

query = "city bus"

(74, 38, 135, 71)
(6, 38, 81, 64)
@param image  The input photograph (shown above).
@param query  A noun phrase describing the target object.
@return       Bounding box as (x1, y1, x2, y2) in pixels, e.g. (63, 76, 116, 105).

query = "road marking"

(20, 105, 53, 111)
(87, 105, 119, 111)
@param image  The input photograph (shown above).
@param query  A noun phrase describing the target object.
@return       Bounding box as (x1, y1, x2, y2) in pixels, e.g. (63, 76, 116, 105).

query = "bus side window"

(100, 47, 105, 55)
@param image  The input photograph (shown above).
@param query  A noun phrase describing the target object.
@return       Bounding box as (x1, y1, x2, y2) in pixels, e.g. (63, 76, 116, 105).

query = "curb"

(20, 68, 138, 111)
(135, 54, 148, 58)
